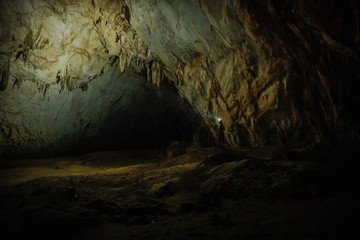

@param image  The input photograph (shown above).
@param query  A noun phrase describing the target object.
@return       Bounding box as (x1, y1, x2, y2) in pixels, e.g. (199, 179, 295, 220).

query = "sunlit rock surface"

(1, 0, 359, 155)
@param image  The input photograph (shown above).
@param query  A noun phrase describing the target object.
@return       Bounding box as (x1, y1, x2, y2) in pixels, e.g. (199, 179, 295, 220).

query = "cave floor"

(0, 147, 359, 240)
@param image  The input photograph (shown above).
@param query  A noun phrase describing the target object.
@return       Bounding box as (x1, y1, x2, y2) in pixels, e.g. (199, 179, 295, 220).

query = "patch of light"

(208, 113, 222, 122)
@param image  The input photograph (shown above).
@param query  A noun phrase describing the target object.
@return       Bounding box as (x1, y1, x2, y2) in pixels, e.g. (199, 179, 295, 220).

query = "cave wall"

(0, 0, 197, 156)
(125, 0, 360, 148)
(1, 0, 359, 156)
(0, 65, 197, 156)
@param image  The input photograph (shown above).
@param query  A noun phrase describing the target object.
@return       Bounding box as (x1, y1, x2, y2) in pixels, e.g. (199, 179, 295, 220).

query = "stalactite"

(151, 61, 161, 87)
(175, 60, 185, 87)
(146, 62, 151, 82)
(119, 52, 126, 72)
(0, 59, 10, 91)
(126, 54, 132, 67)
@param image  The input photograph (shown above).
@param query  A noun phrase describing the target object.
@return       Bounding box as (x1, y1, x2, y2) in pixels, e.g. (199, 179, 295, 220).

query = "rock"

(180, 202, 209, 214)
(285, 147, 332, 162)
(63, 187, 77, 202)
(0, 0, 197, 156)
(198, 157, 337, 199)
(86, 199, 119, 214)
(30, 186, 51, 196)
(200, 162, 239, 197)
(0, 0, 359, 155)
(126, 0, 360, 148)
(211, 212, 233, 227)
(166, 141, 187, 158)
(125, 215, 153, 226)
(153, 180, 181, 197)
(202, 150, 246, 165)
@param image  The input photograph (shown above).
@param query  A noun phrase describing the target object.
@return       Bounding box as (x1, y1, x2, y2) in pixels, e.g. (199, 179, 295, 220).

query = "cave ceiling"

(0, 0, 359, 155)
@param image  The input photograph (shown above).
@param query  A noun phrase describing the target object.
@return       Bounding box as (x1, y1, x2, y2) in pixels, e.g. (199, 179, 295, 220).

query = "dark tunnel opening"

(0, 73, 208, 159)
(80, 80, 200, 152)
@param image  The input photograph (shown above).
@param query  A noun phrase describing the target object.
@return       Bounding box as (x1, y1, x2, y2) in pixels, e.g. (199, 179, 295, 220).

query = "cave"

(0, 0, 359, 239)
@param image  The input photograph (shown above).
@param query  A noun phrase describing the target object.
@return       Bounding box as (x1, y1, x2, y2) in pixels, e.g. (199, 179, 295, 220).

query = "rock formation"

(125, 0, 360, 148)
(1, 0, 359, 156)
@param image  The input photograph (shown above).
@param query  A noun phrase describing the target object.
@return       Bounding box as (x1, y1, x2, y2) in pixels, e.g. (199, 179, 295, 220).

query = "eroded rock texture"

(0, 0, 196, 156)
(126, 0, 360, 148)
(0, 0, 359, 155)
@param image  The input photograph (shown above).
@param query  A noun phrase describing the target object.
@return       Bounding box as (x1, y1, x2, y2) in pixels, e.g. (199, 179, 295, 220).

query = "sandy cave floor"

(0, 147, 359, 239)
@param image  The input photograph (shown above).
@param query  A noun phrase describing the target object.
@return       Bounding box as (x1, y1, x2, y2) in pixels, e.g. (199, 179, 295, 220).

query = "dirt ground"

(0, 147, 359, 239)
